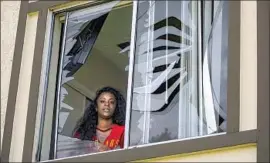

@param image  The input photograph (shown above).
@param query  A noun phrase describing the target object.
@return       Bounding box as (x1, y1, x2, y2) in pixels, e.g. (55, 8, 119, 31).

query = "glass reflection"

(129, 1, 228, 146)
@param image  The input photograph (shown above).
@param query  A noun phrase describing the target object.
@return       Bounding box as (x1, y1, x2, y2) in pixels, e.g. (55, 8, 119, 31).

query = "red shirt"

(74, 124, 125, 149)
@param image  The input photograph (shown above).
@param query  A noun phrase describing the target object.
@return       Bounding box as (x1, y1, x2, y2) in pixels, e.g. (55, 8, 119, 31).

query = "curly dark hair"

(73, 86, 126, 140)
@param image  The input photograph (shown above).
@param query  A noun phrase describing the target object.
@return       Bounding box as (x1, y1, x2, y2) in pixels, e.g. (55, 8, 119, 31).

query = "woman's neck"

(97, 118, 113, 130)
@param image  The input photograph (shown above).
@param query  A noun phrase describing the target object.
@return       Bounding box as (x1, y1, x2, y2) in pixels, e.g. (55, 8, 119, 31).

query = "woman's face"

(96, 92, 116, 119)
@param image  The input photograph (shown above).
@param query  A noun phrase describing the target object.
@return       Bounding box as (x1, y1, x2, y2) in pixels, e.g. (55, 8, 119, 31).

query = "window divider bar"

(124, 0, 138, 148)
(197, 0, 204, 136)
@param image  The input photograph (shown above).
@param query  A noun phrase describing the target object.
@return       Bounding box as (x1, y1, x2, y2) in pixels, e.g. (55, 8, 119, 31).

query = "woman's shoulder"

(112, 124, 125, 130)
(112, 124, 125, 135)
(112, 124, 125, 148)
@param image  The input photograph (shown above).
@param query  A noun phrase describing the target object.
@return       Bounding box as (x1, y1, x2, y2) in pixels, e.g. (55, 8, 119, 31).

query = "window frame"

(1, 0, 269, 162)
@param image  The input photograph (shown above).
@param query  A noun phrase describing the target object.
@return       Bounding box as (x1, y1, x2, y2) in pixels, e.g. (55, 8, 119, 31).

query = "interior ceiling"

(91, 2, 132, 71)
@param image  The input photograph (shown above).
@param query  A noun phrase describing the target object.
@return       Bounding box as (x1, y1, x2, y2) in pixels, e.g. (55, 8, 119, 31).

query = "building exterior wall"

(240, 1, 257, 131)
(1, 1, 269, 162)
(139, 144, 256, 162)
(1, 1, 21, 145)
(9, 12, 39, 162)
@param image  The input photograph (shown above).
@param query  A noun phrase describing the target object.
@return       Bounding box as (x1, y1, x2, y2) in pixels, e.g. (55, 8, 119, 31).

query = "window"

(37, 0, 228, 161)
(127, 0, 228, 146)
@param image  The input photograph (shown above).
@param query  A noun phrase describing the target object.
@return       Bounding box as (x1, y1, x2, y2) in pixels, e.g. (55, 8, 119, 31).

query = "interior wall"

(69, 47, 128, 97)
(60, 84, 86, 137)
(60, 47, 128, 137)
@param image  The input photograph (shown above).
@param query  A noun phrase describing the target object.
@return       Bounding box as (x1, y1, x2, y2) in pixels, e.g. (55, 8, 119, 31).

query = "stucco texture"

(139, 144, 256, 162)
(1, 1, 21, 145)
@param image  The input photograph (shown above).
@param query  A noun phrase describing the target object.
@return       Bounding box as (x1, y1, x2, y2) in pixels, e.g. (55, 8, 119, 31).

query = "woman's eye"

(110, 101, 115, 105)
(100, 100, 105, 103)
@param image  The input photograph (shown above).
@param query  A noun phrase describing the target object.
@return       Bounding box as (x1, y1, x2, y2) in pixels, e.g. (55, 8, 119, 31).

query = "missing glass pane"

(38, 1, 133, 160)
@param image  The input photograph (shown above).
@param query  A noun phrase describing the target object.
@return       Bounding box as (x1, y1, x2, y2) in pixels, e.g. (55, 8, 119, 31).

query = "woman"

(73, 86, 126, 151)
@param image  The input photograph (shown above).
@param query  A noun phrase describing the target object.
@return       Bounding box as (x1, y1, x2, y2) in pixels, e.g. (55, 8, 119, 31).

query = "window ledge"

(43, 129, 257, 162)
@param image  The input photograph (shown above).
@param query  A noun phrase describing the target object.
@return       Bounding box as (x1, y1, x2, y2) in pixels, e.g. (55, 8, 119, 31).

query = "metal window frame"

(51, 12, 69, 159)
(124, 0, 137, 148)
(1, 0, 269, 162)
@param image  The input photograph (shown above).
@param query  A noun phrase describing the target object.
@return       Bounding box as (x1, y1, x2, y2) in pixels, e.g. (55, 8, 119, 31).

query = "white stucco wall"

(1, 1, 21, 146)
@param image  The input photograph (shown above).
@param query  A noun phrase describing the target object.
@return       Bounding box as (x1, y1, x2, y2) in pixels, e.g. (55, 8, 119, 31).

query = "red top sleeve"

(119, 131, 124, 148)
(103, 125, 125, 149)
(73, 125, 125, 149)
(73, 131, 81, 139)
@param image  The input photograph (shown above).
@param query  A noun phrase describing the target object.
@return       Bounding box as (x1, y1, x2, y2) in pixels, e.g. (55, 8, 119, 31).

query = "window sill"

(43, 129, 257, 162)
